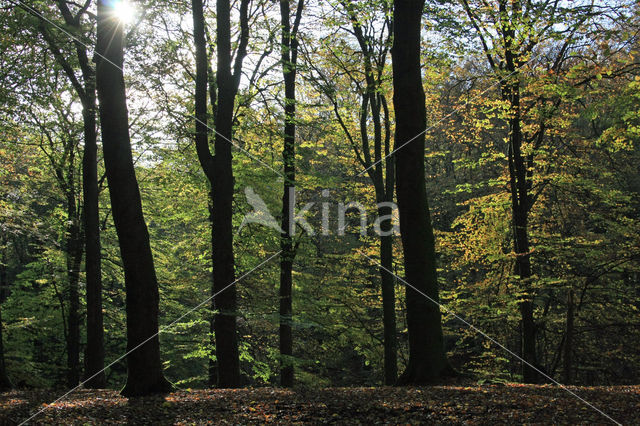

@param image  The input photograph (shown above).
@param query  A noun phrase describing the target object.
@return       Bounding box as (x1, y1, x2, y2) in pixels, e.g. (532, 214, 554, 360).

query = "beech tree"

(279, 0, 304, 388)
(392, 0, 451, 383)
(191, 0, 250, 388)
(95, 0, 171, 396)
(455, 0, 604, 383)
(37, 0, 105, 389)
(304, 0, 398, 385)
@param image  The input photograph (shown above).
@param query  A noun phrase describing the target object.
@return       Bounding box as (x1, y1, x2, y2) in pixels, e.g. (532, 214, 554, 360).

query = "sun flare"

(112, 0, 136, 24)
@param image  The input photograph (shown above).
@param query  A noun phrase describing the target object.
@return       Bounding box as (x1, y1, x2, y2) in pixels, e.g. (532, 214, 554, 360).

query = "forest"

(0, 0, 639, 424)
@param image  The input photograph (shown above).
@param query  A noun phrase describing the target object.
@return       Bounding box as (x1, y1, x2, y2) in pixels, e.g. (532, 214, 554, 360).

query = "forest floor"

(1, 384, 638, 425)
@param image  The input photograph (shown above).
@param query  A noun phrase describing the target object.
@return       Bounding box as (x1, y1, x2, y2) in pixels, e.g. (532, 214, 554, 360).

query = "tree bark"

(192, 0, 249, 388)
(96, 0, 172, 396)
(39, 0, 106, 388)
(563, 288, 574, 384)
(77, 25, 106, 391)
(190, 0, 218, 388)
(339, 0, 398, 384)
(378, 207, 397, 385)
(392, 0, 451, 384)
(82, 86, 106, 388)
(210, 0, 249, 388)
(65, 189, 82, 387)
(279, 0, 304, 389)
(503, 69, 539, 384)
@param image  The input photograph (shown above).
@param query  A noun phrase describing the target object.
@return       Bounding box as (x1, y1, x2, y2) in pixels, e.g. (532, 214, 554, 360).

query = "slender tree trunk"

(564, 288, 574, 384)
(0, 246, 12, 390)
(192, 0, 249, 388)
(65, 184, 82, 387)
(333, 1, 397, 384)
(0, 306, 9, 391)
(371, 84, 397, 387)
(373, 95, 397, 386)
(212, 0, 241, 388)
(496, 1, 539, 382)
(190, 0, 217, 388)
(392, 0, 451, 384)
(279, 0, 303, 388)
(40, 0, 107, 388)
(81, 54, 106, 390)
(504, 77, 539, 383)
(96, 0, 171, 396)
(279, 217, 294, 388)
(378, 206, 397, 385)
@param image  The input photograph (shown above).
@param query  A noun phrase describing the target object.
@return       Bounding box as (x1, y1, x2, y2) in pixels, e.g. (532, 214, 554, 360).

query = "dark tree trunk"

(372, 95, 397, 386)
(279, 0, 304, 389)
(504, 74, 539, 384)
(563, 288, 574, 384)
(378, 207, 397, 385)
(190, 0, 218, 388)
(66, 191, 82, 387)
(79, 39, 106, 391)
(0, 307, 10, 391)
(458, 0, 540, 385)
(340, 0, 397, 384)
(191, 0, 249, 388)
(392, 0, 451, 384)
(41, 0, 106, 388)
(96, 0, 172, 397)
(82, 91, 106, 388)
(0, 246, 12, 390)
(211, 0, 248, 388)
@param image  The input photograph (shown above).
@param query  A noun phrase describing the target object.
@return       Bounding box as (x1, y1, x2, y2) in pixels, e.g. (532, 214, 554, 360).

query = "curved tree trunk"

(392, 0, 451, 384)
(96, 0, 172, 397)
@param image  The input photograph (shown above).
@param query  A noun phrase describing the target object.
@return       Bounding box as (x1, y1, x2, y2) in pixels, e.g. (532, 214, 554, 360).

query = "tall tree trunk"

(279, 0, 303, 389)
(192, 0, 249, 388)
(80, 40, 106, 391)
(40, 0, 107, 388)
(212, 0, 244, 388)
(96, 0, 172, 396)
(190, 0, 215, 386)
(0, 246, 12, 390)
(504, 76, 539, 384)
(82, 93, 106, 388)
(495, 0, 539, 384)
(371, 79, 397, 387)
(563, 288, 574, 384)
(392, 0, 451, 384)
(373, 95, 397, 386)
(340, 0, 397, 385)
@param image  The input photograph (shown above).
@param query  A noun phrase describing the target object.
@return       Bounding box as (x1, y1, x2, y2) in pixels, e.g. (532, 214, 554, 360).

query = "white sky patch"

(112, 0, 136, 25)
